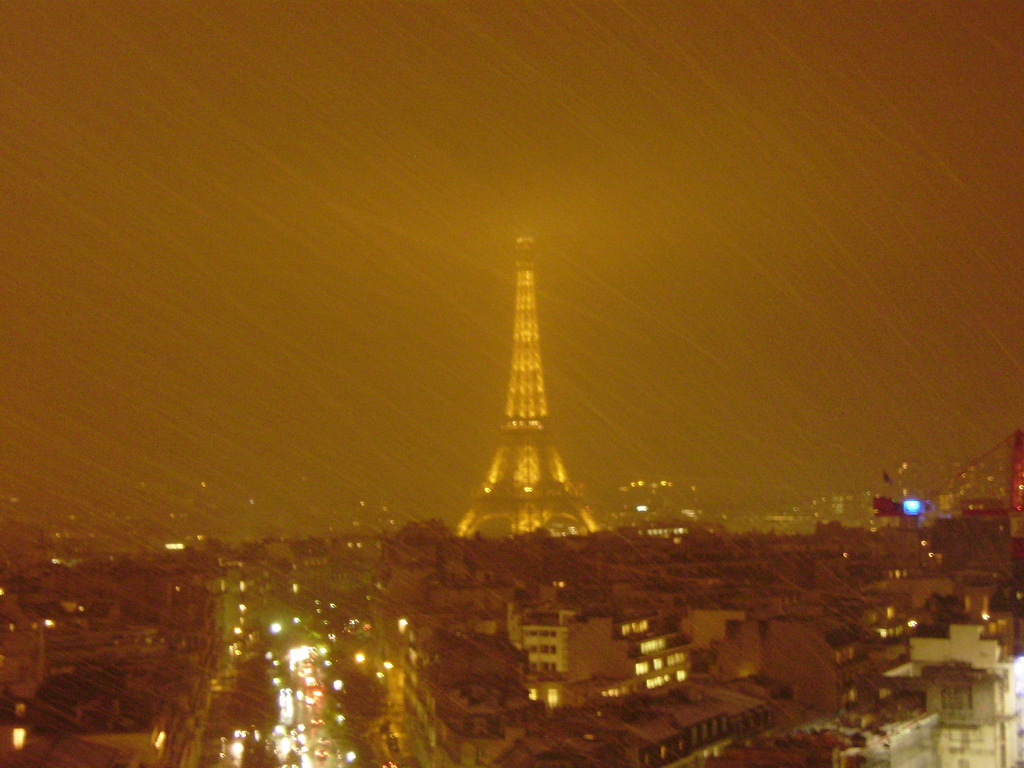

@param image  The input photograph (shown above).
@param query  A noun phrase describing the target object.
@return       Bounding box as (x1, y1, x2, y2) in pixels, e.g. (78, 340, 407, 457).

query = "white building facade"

(887, 624, 1023, 768)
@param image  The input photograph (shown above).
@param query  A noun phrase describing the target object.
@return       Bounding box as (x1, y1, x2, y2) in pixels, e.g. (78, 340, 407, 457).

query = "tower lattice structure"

(457, 238, 598, 536)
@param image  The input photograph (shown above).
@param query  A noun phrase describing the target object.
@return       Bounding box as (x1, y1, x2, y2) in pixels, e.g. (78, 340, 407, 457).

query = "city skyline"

(3, 3, 1024, 537)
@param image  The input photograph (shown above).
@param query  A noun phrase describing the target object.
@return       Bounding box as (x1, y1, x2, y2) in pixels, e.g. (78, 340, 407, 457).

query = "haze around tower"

(3, 2, 1023, 538)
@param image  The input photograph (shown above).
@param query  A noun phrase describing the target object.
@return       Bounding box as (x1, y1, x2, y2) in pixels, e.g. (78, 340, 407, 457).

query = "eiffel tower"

(456, 237, 599, 536)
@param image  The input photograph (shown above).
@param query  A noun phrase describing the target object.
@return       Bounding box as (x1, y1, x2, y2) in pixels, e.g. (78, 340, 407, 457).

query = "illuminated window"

(635, 661, 650, 675)
(640, 637, 666, 654)
(621, 619, 650, 636)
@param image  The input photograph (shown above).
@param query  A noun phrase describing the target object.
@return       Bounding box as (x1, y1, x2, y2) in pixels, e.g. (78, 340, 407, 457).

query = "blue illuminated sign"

(902, 499, 923, 515)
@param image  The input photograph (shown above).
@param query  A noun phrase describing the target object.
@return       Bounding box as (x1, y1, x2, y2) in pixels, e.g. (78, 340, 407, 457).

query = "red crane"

(1009, 430, 1024, 560)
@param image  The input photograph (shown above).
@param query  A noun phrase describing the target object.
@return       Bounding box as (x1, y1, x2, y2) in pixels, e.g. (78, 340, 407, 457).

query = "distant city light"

(902, 499, 923, 515)
(269, 623, 282, 634)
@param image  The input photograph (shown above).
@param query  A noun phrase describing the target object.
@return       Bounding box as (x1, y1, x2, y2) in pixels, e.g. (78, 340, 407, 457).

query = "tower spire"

(505, 237, 548, 422)
(456, 238, 598, 537)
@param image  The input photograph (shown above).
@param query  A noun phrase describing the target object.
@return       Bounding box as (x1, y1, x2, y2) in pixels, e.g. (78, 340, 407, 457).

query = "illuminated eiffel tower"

(456, 237, 599, 536)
